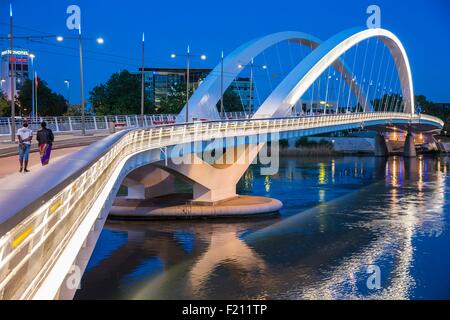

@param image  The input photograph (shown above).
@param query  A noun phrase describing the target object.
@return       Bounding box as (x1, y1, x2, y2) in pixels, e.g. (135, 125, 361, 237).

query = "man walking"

(37, 121, 54, 166)
(17, 120, 33, 172)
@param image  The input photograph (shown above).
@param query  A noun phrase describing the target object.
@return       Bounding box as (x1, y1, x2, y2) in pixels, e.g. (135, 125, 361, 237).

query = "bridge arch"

(254, 27, 415, 118)
(175, 31, 321, 122)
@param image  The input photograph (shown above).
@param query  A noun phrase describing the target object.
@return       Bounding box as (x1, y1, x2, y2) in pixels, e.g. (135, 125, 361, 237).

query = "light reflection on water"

(75, 156, 450, 300)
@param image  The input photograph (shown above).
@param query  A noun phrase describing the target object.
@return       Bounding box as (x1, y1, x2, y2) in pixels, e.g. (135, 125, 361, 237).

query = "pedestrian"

(17, 120, 33, 172)
(36, 121, 54, 166)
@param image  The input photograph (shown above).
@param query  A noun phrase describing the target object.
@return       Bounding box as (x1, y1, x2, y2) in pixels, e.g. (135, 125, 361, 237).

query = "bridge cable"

(358, 39, 370, 112)
(346, 42, 359, 113)
(380, 55, 392, 112)
(309, 41, 316, 115)
(324, 66, 332, 113)
(385, 57, 398, 112)
(372, 43, 387, 111)
(390, 67, 402, 112)
(262, 51, 274, 92)
(365, 38, 380, 111)
(336, 50, 347, 113)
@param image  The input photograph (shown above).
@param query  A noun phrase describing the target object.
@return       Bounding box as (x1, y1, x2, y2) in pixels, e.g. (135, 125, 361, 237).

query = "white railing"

(0, 114, 177, 136)
(0, 112, 443, 299)
(0, 112, 250, 137)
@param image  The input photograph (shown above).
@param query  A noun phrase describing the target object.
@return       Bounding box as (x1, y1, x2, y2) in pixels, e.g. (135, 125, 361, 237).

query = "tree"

(416, 95, 449, 133)
(89, 70, 151, 115)
(64, 104, 82, 116)
(0, 93, 9, 117)
(157, 82, 245, 115)
(371, 93, 403, 112)
(157, 82, 192, 114)
(18, 78, 68, 116)
(216, 87, 244, 113)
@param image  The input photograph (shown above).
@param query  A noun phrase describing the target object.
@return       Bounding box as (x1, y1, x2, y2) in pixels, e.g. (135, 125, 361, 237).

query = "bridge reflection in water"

(75, 156, 450, 300)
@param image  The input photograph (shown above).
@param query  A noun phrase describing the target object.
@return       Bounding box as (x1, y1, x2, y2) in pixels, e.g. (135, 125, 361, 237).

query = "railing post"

(104, 116, 108, 130)
(93, 117, 98, 130)
(7, 118, 11, 137)
(126, 116, 131, 127)
(54, 117, 60, 132)
(68, 117, 73, 131)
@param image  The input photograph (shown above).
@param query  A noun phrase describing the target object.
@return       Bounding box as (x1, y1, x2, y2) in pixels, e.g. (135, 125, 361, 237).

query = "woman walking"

(37, 121, 54, 166)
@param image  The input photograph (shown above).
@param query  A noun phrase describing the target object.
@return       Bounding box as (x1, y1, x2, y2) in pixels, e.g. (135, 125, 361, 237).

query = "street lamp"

(9, 2, 15, 142)
(64, 79, 70, 103)
(170, 45, 207, 122)
(57, 34, 104, 135)
(29, 53, 36, 119)
(140, 32, 145, 127)
(237, 59, 267, 118)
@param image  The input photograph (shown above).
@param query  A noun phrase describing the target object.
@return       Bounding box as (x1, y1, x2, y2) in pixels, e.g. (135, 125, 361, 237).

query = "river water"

(75, 156, 450, 300)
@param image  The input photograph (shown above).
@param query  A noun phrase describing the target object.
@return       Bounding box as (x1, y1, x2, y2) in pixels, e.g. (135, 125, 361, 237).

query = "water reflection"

(75, 156, 450, 300)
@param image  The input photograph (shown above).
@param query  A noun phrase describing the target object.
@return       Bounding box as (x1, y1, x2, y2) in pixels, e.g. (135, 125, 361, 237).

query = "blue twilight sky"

(0, 0, 449, 105)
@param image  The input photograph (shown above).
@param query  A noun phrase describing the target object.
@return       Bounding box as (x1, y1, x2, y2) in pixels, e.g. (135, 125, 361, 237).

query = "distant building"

(294, 100, 339, 115)
(0, 48, 31, 100)
(138, 67, 253, 112)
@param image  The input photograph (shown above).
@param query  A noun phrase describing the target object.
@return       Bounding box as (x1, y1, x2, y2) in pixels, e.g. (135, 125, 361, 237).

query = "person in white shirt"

(17, 121, 33, 172)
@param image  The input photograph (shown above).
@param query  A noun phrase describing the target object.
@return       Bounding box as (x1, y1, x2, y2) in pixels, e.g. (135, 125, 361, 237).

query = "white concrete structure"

(254, 27, 415, 118)
(0, 27, 444, 300)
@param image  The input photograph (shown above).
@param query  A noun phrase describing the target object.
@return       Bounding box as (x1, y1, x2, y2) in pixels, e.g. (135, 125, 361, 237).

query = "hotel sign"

(1, 49, 29, 57)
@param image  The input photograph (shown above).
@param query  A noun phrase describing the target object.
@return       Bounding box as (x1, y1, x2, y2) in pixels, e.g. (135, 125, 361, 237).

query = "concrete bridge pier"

(110, 143, 283, 219)
(374, 133, 389, 157)
(403, 131, 417, 158)
(122, 166, 176, 199)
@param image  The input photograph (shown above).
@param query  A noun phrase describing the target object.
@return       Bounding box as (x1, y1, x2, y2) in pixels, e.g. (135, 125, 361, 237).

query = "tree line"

(0, 70, 447, 135)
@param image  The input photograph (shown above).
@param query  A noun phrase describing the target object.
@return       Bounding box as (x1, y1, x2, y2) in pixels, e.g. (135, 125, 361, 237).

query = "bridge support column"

(154, 143, 265, 204)
(123, 166, 176, 199)
(403, 132, 416, 158)
(374, 133, 389, 157)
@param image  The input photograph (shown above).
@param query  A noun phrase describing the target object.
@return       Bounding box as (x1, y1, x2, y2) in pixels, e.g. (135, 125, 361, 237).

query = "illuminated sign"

(1, 49, 29, 57)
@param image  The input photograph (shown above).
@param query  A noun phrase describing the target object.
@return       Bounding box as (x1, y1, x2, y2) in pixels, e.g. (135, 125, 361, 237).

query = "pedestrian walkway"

(0, 131, 109, 157)
(0, 146, 83, 179)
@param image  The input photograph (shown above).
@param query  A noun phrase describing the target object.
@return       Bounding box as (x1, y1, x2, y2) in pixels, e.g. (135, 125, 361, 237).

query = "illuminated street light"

(64, 80, 70, 104)
(96, 37, 104, 44)
(236, 60, 268, 117)
(170, 45, 207, 122)
(56, 36, 64, 42)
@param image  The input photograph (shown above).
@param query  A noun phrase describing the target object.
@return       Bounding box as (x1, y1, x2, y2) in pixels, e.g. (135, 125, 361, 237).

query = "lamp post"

(56, 34, 104, 134)
(220, 50, 224, 119)
(238, 59, 267, 118)
(29, 53, 35, 119)
(170, 46, 207, 122)
(64, 79, 70, 103)
(140, 32, 145, 127)
(9, 2, 15, 142)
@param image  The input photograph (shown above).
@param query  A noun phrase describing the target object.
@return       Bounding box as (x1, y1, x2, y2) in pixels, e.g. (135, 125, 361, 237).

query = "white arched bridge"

(0, 27, 443, 300)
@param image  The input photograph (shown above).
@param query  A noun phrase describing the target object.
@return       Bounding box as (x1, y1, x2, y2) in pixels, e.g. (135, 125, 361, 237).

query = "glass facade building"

(139, 67, 252, 112)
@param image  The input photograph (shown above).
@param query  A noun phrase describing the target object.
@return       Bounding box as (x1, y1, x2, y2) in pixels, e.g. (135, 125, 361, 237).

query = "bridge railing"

(0, 114, 178, 136)
(0, 112, 443, 299)
(0, 112, 251, 137)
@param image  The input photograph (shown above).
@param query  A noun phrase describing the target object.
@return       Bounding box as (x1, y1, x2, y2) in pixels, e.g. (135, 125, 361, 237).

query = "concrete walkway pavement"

(0, 130, 109, 157)
(0, 146, 83, 180)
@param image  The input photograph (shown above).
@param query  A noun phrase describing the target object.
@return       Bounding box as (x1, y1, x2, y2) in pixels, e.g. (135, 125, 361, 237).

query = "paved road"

(0, 146, 83, 179)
